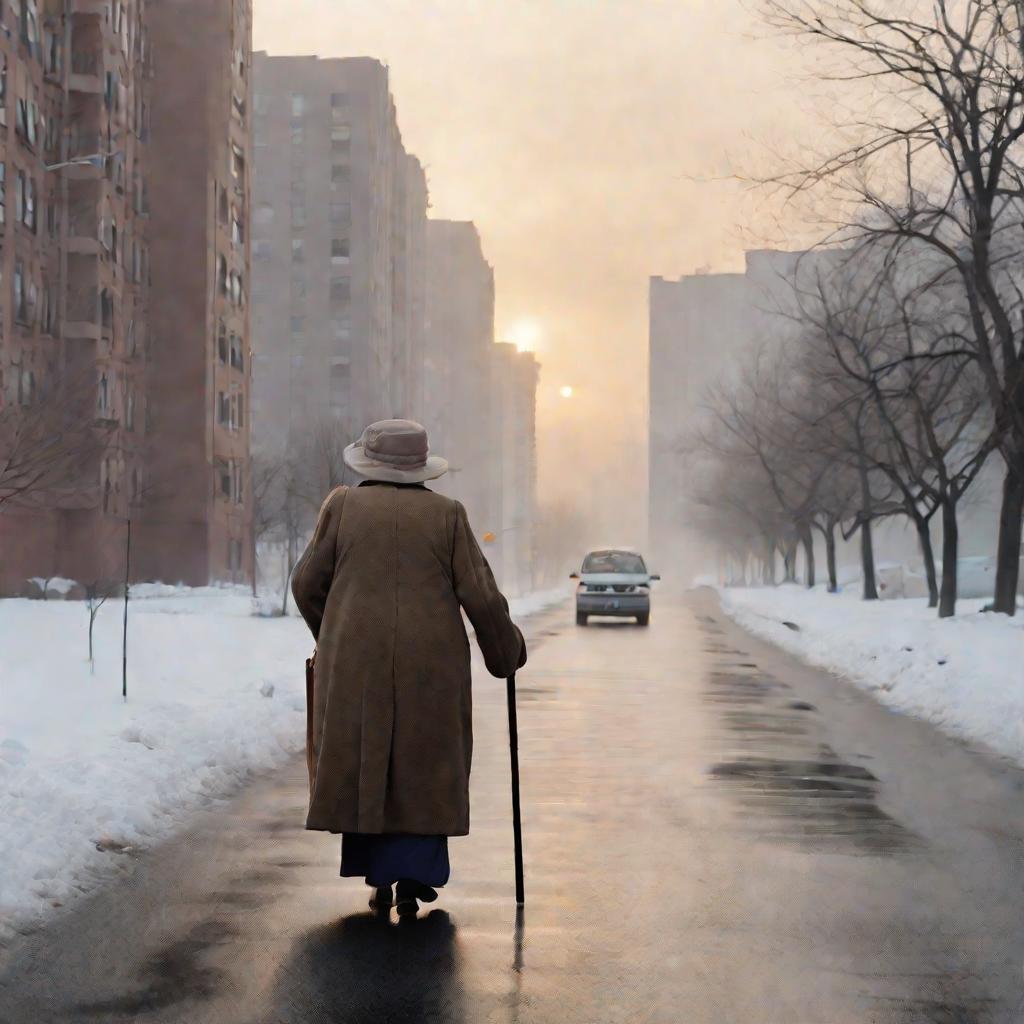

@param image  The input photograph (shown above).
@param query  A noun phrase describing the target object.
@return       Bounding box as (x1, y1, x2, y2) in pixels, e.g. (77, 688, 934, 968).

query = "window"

(236, 394, 244, 430)
(217, 320, 228, 363)
(24, 175, 35, 232)
(125, 389, 135, 431)
(41, 278, 54, 334)
(230, 143, 245, 181)
(290, 274, 306, 300)
(98, 371, 110, 413)
(331, 124, 351, 156)
(254, 203, 274, 227)
(331, 316, 351, 340)
(217, 391, 229, 426)
(330, 92, 349, 107)
(13, 261, 26, 324)
(330, 276, 351, 305)
(291, 238, 304, 263)
(45, 28, 59, 76)
(218, 255, 228, 294)
(230, 334, 244, 370)
(0, 54, 6, 127)
(217, 458, 231, 498)
(0, 163, 5, 226)
(290, 315, 305, 336)
(290, 94, 305, 118)
(101, 289, 114, 329)
(330, 202, 351, 225)
(290, 203, 305, 228)
(228, 538, 243, 571)
(231, 207, 243, 246)
(329, 360, 351, 414)
(18, 368, 35, 406)
(330, 164, 350, 187)
(331, 237, 350, 262)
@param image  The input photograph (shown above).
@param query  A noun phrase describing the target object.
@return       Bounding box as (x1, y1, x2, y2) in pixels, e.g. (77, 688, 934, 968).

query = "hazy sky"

(254, 0, 817, 542)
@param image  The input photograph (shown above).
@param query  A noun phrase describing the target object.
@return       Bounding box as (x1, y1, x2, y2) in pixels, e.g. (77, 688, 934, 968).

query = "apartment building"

(422, 219, 496, 531)
(250, 54, 428, 457)
(0, 0, 152, 592)
(0, 0, 252, 594)
(139, 0, 253, 586)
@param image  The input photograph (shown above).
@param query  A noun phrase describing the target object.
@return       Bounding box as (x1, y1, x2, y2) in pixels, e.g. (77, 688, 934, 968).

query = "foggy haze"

(253, 0, 818, 546)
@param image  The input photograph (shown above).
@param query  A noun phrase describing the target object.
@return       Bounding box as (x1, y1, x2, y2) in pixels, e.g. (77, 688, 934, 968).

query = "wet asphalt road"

(4, 590, 1024, 1023)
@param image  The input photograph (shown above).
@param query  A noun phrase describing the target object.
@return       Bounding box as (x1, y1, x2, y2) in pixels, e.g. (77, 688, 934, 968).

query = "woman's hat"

(343, 419, 449, 484)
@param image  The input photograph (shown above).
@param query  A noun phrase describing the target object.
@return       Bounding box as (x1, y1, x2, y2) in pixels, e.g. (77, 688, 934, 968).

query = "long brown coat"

(291, 481, 526, 836)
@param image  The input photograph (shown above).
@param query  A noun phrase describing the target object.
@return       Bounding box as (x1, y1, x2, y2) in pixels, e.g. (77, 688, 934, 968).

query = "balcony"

(69, 49, 103, 94)
(69, 0, 110, 18)
(64, 288, 102, 340)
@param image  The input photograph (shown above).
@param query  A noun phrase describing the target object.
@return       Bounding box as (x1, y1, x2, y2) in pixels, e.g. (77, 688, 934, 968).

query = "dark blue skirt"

(340, 833, 450, 888)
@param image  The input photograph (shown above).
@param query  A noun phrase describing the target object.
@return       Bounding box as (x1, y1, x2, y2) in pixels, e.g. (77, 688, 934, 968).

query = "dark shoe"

(368, 884, 393, 911)
(395, 879, 439, 917)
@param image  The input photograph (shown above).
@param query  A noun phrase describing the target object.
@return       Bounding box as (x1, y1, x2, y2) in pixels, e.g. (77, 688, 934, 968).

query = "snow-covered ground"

(0, 584, 564, 942)
(719, 584, 1024, 766)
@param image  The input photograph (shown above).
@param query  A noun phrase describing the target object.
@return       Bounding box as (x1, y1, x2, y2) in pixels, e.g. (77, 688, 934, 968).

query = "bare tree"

(762, 0, 1024, 613)
(0, 363, 111, 511)
(251, 416, 359, 611)
(84, 581, 116, 673)
(794, 252, 994, 615)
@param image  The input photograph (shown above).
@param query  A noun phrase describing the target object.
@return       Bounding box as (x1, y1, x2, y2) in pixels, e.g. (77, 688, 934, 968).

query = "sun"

(559, 385, 574, 399)
(505, 319, 542, 353)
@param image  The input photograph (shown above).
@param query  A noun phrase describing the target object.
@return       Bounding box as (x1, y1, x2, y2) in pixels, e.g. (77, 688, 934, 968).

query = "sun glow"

(505, 319, 542, 353)
(560, 385, 574, 399)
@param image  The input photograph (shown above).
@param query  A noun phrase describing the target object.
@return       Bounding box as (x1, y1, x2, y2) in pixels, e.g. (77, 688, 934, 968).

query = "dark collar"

(357, 480, 428, 490)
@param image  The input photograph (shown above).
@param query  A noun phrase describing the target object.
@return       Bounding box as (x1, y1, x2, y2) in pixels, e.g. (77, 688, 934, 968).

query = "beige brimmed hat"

(343, 419, 449, 484)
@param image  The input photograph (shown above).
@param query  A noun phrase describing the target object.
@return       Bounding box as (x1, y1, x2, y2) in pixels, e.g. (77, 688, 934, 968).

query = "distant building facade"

(0, 0, 252, 594)
(648, 250, 813, 574)
(490, 342, 539, 596)
(249, 54, 428, 457)
(422, 220, 496, 531)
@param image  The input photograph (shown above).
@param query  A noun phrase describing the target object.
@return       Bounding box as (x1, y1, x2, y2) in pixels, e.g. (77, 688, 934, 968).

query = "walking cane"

(506, 672, 525, 906)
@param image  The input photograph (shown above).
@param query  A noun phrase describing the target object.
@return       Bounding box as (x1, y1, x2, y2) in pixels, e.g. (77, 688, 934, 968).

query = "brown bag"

(305, 651, 316, 791)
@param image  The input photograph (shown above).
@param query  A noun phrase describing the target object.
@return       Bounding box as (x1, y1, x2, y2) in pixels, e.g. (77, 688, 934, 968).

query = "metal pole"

(506, 672, 525, 905)
(122, 517, 131, 701)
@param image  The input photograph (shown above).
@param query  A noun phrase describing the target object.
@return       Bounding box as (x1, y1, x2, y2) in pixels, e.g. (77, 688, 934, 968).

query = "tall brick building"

(0, 0, 253, 593)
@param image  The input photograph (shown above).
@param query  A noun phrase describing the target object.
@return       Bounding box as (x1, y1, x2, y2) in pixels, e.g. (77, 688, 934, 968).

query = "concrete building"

(250, 54, 427, 457)
(419, 221, 539, 592)
(648, 250, 815, 575)
(422, 219, 496, 531)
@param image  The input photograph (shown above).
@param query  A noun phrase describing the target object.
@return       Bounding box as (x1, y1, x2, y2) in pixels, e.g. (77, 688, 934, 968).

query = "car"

(571, 548, 661, 627)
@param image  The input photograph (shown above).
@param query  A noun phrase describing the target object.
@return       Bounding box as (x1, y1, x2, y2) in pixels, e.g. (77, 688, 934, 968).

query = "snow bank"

(718, 584, 1024, 765)
(0, 585, 563, 941)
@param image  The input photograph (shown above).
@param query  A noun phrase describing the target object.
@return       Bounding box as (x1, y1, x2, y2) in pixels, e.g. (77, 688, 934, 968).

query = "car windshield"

(581, 551, 647, 574)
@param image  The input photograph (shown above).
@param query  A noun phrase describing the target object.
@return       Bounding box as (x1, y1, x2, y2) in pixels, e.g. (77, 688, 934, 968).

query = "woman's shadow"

(263, 908, 465, 1024)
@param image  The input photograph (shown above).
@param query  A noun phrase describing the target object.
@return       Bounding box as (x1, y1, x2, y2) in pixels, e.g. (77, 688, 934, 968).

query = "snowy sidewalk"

(718, 584, 1024, 768)
(0, 585, 565, 943)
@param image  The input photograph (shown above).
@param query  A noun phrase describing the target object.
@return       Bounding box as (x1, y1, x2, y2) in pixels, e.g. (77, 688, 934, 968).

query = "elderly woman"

(291, 419, 527, 918)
